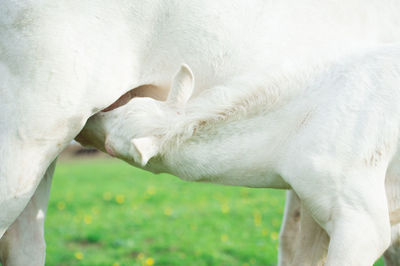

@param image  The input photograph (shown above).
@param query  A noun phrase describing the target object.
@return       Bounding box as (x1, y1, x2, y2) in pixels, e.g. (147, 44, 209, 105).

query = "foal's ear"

(130, 136, 160, 166)
(167, 64, 194, 107)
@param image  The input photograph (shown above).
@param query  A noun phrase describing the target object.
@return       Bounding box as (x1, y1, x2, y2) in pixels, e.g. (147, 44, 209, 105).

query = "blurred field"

(45, 155, 385, 266)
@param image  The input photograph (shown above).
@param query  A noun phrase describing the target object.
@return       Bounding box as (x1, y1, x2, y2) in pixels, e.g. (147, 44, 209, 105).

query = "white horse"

(1, 1, 400, 264)
(80, 45, 400, 265)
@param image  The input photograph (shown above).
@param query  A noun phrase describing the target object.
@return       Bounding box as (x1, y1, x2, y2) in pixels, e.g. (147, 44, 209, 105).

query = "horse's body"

(1, 1, 400, 264)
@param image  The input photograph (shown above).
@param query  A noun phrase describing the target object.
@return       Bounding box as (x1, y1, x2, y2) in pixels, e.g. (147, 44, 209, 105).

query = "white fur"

(2, 0, 400, 264)
(87, 45, 400, 265)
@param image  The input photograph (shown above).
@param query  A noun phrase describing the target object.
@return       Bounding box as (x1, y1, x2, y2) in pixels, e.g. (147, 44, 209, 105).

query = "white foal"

(82, 45, 400, 265)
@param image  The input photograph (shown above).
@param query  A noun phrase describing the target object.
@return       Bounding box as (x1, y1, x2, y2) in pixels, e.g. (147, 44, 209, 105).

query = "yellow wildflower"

(83, 215, 92, 225)
(146, 186, 156, 195)
(220, 203, 230, 214)
(220, 234, 229, 242)
(57, 201, 66, 211)
(145, 257, 155, 265)
(74, 252, 83, 260)
(253, 210, 262, 227)
(163, 207, 173, 216)
(115, 194, 125, 204)
(262, 228, 268, 236)
(270, 231, 279, 241)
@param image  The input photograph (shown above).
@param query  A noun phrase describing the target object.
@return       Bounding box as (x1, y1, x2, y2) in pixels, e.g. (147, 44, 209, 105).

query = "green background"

(44, 159, 385, 265)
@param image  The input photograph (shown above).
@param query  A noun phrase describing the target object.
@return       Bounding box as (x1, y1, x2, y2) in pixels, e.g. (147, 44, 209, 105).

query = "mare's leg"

(384, 156, 400, 266)
(0, 161, 56, 266)
(291, 203, 329, 266)
(279, 190, 329, 266)
(278, 190, 301, 266)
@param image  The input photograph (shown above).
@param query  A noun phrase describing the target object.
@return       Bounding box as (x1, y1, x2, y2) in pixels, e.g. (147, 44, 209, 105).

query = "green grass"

(45, 159, 385, 266)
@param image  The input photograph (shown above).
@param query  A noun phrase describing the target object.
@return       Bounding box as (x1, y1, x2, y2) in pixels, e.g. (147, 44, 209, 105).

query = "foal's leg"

(280, 156, 400, 266)
(290, 167, 390, 266)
